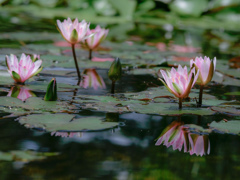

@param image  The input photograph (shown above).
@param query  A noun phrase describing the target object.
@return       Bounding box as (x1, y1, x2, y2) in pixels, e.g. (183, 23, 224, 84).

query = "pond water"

(0, 12, 240, 180)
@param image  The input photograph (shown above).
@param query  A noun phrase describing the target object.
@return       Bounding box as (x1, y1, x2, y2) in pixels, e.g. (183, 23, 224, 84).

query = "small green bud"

(108, 58, 122, 82)
(44, 78, 57, 101)
(70, 29, 78, 44)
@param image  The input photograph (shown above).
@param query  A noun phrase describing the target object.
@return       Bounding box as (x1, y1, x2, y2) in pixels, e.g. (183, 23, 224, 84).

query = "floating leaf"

(209, 120, 240, 135)
(18, 114, 118, 131)
(0, 150, 59, 162)
(211, 106, 240, 115)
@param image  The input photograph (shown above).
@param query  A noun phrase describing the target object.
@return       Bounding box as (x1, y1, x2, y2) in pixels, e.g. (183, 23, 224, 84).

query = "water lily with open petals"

(6, 53, 43, 84)
(159, 65, 199, 108)
(57, 18, 90, 44)
(85, 25, 109, 50)
(159, 65, 199, 99)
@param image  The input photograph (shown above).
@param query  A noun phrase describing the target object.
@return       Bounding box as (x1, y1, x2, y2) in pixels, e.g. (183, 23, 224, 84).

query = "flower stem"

(198, 85, 204, 107)
(89, 49, 92, 60)
(179, 98, 182, 109)
(111, 80, 115, 94)
(71, 44, 81, 80)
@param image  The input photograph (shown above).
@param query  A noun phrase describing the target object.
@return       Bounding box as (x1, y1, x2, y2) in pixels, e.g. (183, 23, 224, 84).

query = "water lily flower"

(80, 69, 106, 90)
(190, 56, 216, 86)
(188, 133, 210, 156)
(7, 86, 35, 101)
(56, 18, 91, 80)
(85, 25, 109, 59)
(190, 56, 217, 107)
(6, 53, 43, 84)
(155, 121, 189, 152)
(159, 65, 199, 109)
(57, 18, 90, 44)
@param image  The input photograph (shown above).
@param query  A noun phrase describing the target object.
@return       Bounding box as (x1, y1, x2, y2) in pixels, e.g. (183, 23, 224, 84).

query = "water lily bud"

(44, 78, 57, 101)
(108, 58, 122, 82)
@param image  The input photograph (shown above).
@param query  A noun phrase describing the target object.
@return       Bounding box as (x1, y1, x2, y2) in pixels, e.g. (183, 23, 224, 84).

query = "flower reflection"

(155, 121, 210, 156)
(51, 131, 83, 138)
(80, 69, 106, 90)
(189, 133, 210, 156)
(7, 86, 35, 101)
(155, 121, 189, 152)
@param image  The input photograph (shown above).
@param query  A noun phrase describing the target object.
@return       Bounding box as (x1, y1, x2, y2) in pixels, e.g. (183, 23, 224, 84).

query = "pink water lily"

(56, 18, 91, 80)
(190, 56, 216, 86)
(188, 133, 210, 156)
(6, 53, 43, 84)
(190, 56, 216, 107)
(159, 65, 199, 109)
(80, 69, 106, 90)
(7, 86, 35, 101)
(85, 25, 108, 59)
(57, 18, 90, 44)
(155, 121, 189, 152)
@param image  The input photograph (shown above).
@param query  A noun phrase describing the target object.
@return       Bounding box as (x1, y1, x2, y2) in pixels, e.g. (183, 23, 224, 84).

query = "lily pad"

(18, 113, 118, 131)
(211, 106, 240, 115)
(0, 97, 75, 114)
(209, 120, 240, 135)
(0, 150, 59, 162)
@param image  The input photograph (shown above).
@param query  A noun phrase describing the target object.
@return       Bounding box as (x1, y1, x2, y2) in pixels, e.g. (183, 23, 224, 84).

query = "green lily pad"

(209, 120, 240, 135)
(18, 113, 118, 131)
(184, 124, 212, 134)
(0, 97, 75, 114)
(211, 106, 240, 115)
(224, 91, 240, 96)
(0, 32, 61, 42)
(0, 150, 59, 162)
(72, 87, 220, 115)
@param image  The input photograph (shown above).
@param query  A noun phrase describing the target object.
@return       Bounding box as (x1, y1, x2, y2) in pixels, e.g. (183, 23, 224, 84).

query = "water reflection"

(155, 120, 210, 156)
(7, 86, 35, 101)
(80, 68, 106, 90)
(51, 131, 83, 138)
